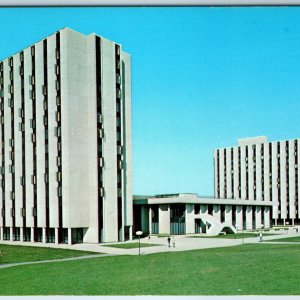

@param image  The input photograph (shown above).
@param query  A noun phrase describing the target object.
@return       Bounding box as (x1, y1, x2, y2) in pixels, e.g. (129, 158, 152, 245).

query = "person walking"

(172, 236, 175, 248)
(259, 232, 263, 242)
(167, 236, 171, 247)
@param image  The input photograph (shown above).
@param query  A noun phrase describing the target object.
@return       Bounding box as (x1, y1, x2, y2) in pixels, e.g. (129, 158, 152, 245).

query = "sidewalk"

(1, 230, 299, 257)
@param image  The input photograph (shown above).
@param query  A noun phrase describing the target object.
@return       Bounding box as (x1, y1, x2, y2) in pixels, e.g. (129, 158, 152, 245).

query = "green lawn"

(0, 243, 300, 295)
(0, 244, 97, 265)
(265, 236, 300, 243)
(189, 232, 276, 239)
(103, 242, 160, 249)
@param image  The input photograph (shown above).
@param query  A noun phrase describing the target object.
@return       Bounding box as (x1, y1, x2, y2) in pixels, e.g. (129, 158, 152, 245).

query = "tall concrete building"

(215, 136, 300, 226)
(0, 28, 133, 244)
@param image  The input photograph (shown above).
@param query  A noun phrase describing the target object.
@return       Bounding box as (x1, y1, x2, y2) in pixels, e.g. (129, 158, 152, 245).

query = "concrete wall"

(185, 204, 194, 234)
(159, 204, 170, 234)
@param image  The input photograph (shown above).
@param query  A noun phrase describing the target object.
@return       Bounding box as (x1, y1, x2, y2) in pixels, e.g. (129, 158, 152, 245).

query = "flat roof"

(133, 194, 275, 207)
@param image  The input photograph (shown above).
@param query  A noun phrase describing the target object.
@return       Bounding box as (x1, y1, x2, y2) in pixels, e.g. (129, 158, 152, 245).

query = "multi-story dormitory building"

(215, 136, 300, 227)
(0, 28, 133, 245)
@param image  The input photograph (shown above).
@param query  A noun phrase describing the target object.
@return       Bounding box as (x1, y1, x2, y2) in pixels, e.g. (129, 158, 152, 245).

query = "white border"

(0, 0, 299, 6)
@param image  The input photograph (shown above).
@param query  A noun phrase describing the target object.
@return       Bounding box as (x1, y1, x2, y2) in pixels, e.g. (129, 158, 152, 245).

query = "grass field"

(189, 232, 276, 239)
(265, 236, 300, 243)
(0, 244, 96, 265)
(0, 243, 299, 295)
(103, 242, 159, 249)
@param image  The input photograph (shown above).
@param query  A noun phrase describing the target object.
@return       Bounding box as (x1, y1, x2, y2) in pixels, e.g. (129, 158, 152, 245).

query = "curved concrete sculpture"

(197, 213, 237, 236)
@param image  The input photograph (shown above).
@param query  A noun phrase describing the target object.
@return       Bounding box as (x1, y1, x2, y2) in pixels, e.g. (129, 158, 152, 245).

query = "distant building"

(215, 136, 300, 226)
(0, 28, 133, 244)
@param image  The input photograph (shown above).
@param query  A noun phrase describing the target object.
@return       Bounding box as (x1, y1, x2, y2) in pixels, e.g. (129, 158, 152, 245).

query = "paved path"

(0, 253, 115, 270)
(0, 230, 299, 269)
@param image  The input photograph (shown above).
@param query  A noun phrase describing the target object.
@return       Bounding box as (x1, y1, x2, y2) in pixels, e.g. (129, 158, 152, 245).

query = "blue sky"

(0, 7, 300, 196)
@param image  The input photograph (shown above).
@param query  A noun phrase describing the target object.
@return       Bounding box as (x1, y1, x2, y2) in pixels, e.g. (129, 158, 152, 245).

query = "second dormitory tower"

(214, 136, 300, 227)
(0, 27, 133, 244)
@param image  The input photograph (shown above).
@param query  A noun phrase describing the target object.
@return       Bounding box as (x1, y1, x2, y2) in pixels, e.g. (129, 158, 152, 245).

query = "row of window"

(0, 226, 83, 244)
(216, 142, 300, 219)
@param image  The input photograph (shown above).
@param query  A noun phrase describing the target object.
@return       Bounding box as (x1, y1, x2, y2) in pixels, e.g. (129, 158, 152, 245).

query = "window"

(18, 108, 24, 118)
(29, 75, 35, 85)
(55, 64, 60, 75)
(118, 160, 123, 170)
(98, 128, 104, 138)
(42, 85, 47, 95)
(29, 90, 35, 100)
(99, 187, 105, 197)
(56, 172, 61, 182)
(9, 151, 14, 160)
(99, 157, 104, 168)
(97, 113, 103, 123)
(32, 207, 37, 217)
(30, 119, 35, 129)
(54, 127, 61, 137)
(56, 96, 61, 106)
(116, 89, 121, 99)
(9, 164, 15, 173)
(55, 48, 60, 59)
(116, 74, 121, 84)
(20, 208, 26, 217)
(7, 98, 13, 108)
(19, 122, 25, 132)
(117, 146, 122, 155)
(56, 111, 60, 122)
(19, 66, 24, 76)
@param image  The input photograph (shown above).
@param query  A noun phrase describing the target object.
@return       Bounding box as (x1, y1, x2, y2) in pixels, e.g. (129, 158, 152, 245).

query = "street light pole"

(136, 231, 143, 255)
(138, 236, 141, 255)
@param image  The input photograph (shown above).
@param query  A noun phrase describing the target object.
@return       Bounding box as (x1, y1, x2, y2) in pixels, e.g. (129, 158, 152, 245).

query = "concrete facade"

(0, 28, 132, 244)
(215, 136, 300, 226)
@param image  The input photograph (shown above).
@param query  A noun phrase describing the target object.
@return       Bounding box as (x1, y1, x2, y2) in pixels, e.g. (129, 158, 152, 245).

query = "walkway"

(0, 230, 299, 269)
(0, 253, 114, 270)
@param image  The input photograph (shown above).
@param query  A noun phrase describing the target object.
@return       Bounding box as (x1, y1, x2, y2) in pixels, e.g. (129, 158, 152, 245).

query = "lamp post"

(136, 231, 143, 255)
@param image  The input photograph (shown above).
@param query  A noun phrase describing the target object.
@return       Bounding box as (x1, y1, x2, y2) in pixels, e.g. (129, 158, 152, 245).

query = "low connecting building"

(133, 194, 273, 236)
(0, 28, 133, 245)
